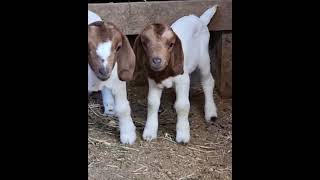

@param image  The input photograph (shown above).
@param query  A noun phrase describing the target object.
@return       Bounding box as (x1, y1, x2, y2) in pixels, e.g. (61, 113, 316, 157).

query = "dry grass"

(88, 84, 232, 180)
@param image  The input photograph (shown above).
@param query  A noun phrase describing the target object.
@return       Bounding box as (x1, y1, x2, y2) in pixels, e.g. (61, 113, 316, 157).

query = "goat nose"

(99, 68, 108, 76)
(152, 58, 162, 65)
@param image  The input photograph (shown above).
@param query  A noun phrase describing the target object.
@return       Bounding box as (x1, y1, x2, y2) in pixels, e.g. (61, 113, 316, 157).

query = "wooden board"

(213, 32, 232, 98)
(88, 0, 232, 35)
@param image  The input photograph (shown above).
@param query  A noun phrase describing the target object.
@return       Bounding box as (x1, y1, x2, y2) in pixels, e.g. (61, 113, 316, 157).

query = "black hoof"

(178, 142, 189, 145)
(210, 117, 217, 122)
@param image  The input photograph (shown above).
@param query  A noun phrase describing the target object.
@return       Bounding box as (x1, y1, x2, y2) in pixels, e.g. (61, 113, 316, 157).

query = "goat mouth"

(96, 73, 110, 81)
(150, 66, 164, 72)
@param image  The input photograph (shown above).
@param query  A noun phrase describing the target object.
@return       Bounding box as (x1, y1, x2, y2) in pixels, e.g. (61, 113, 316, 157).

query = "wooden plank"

(213, 32, 232, 99)
(88, 0, 232, 35)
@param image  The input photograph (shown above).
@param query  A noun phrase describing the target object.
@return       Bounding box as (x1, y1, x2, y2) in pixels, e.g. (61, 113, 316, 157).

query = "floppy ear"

(133, 35, 148, 79)
(88, 43, 90, 58)
(116, 33, 136, 81)
(170, 34, 184, 76)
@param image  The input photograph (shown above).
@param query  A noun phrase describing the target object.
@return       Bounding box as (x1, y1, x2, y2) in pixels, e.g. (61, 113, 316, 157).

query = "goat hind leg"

(199, 56, 218, 122)
(102, 87, 115, 116)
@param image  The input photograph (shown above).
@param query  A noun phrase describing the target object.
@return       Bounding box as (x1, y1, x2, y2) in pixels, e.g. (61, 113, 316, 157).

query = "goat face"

(134, 23, 184, 75)
(88, 21, 135, 81)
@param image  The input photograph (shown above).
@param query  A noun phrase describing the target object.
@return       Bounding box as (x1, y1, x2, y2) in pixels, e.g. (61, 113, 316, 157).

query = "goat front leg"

(143, 78, 163, 141)
(113, 82, 136, 144)
(101, 87, 115, 116)
(174, 75, 191, 143)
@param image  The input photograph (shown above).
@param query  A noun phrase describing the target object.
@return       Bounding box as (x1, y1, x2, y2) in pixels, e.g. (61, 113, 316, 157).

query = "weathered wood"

(88, 0, 232, 35)
(213, 32, 232, 98)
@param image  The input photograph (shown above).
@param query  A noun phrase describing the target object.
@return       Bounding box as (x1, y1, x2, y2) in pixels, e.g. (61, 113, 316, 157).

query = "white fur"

(88, 64, 136, 144)
(143, 78, 163, 141)
(102, 87, 115, 115)
(88, 11, 136, 144)
(96, 41, 112, 68)
(143, 6, 218, 143)
(88, 10, 102, 24)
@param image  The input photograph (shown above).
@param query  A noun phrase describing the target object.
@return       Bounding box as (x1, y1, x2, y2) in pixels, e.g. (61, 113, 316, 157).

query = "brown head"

(88, 21, 135, 81)
(133, 23, 184, 83)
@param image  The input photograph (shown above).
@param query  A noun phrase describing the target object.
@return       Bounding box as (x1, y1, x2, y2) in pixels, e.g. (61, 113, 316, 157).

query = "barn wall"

(89, 0, 232, 98)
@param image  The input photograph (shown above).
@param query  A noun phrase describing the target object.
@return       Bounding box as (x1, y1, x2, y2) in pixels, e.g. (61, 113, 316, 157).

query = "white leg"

(143, 78, 163, 141)
(199, 55, 218, 122)
(113, 82, 136, 144)
(101, 87, 115, 115)
(174, 74, 191, 143)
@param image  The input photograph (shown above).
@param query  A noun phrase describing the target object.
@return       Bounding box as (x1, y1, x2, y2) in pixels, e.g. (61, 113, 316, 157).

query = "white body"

(143, 6, 218, 143)
(88, 10, 136, 144)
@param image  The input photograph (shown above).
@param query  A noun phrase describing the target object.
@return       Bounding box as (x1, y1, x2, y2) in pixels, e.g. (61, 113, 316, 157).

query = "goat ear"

(171, 34, 184, 76)
(88, 41, 94, 69)
(88, 43, 90, 57)
(133, 35, 147, 79)
(116, 33, 136, 81)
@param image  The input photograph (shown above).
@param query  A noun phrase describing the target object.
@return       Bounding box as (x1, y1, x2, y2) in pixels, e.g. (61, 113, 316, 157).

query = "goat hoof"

(176, 131, 190, 144)
(142, 131, 157, 141)
(120, 123, 136, 145)
(205, 114, 218, 123)
(120, 132, 136, 145)
(210, 116, 217, 122)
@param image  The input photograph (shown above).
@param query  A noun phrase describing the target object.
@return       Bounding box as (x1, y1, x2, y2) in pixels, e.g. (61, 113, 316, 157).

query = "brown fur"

(133, 23, 184, 84)
(88, 21, 135, 81)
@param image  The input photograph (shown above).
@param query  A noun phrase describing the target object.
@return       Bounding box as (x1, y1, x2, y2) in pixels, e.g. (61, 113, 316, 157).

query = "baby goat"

(88, 10, 136, 144)
(133, 6, 218, 143)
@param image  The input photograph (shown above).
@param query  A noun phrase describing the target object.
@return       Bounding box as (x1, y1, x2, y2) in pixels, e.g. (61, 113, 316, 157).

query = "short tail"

(199, 5, 218, 26)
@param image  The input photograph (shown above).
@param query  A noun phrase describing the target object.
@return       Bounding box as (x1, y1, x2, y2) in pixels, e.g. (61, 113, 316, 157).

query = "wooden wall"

(89, 0, 232, 98)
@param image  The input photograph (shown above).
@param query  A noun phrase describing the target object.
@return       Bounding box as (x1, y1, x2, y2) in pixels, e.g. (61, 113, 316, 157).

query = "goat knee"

(174, 100, 190, 117)
(115, 100, 130, 118)
(148, 96, 160, 110)
(201, 73, 214, 88)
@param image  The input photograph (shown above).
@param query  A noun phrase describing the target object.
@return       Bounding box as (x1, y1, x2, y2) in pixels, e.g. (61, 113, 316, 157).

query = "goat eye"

(116, 45, 121, 52)
(169, 43, 174, 48)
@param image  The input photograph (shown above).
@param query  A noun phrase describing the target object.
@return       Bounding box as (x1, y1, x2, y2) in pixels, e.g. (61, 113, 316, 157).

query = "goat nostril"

(152, 58, 162, 65)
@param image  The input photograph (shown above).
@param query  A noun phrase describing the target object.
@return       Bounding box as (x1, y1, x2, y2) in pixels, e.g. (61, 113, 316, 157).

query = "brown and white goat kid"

(88, 10, 136, 144)
(133, 6, 218, 143)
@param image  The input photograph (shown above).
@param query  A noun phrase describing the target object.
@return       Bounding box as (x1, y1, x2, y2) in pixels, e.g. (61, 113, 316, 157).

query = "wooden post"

(212, 31, 232, 99)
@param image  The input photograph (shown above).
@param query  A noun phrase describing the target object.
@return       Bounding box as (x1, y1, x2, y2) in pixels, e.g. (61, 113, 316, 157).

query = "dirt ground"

(88, 82, 232, 180)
